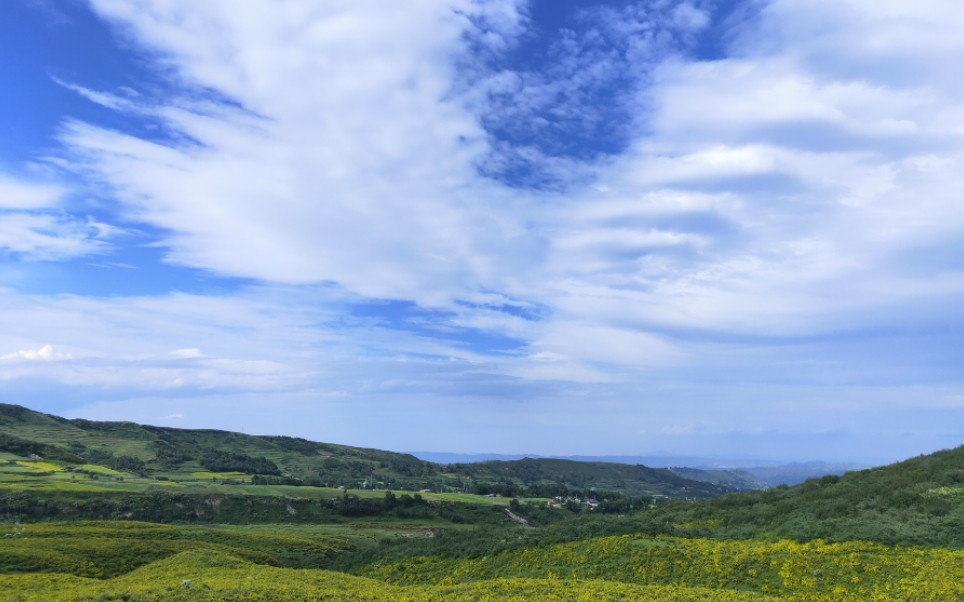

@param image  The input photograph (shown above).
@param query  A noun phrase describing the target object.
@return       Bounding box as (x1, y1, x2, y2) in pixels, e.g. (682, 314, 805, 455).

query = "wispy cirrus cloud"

(0, 174, 113, 260)
(57, 0, 539, 307)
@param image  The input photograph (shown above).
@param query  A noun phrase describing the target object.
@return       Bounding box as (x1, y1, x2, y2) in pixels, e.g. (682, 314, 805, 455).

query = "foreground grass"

(0, 521, 347, 578)
(2, 521, 961, 601)
(360, 534, 963, 601)
(0, 549, 779, 601)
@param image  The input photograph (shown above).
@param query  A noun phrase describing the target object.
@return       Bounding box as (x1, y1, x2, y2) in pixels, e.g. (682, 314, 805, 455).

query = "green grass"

(15, 460, 63, 472)
(0, 521, 348, 579)
(74, 464, 124, 476)
(190, 471, 250, 481)
(0, 464, 48, 474)
(4, 524, 961, 601)
(0, 449, 530, 509)
(360, 533, 964, 600)
(0, 481, 116, 493)
(0, 549, 781, 601)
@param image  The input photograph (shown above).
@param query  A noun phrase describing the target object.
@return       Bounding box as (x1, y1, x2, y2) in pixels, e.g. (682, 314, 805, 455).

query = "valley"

(1, 403, 961, 600)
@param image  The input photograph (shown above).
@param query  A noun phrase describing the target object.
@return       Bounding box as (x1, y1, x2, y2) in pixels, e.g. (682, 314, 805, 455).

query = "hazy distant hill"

(667, 467, 770, 491)
(740, 461, 866, 486)
(445, 457, 740, 498)
(412, 451, 858, 489)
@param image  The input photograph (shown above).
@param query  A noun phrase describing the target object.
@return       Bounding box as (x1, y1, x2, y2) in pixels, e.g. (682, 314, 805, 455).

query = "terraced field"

(0, 452, 531, 504)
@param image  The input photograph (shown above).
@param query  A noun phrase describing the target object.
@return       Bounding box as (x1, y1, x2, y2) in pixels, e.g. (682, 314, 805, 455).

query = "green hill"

(658, 444, 964, 548)
(0, 402, 433, 490)
(447, 457, 736, 498)
(0, 403, 736, 518)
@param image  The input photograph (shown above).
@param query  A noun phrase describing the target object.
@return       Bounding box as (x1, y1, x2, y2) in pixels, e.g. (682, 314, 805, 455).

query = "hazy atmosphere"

(1, 0, 962, 464)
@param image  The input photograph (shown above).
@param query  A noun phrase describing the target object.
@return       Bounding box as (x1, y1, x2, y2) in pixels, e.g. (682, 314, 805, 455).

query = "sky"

(1, 0, 962, 465)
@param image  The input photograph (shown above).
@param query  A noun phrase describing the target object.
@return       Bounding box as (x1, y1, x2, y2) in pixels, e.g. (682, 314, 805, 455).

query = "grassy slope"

(0, 403, 431, 487)
(363, 535, 963, 601)
(2, 522, 960, 601)
(657, 445, 964, 547)
(0, 521, 346, 577)
(0, 522, 780, 600)
(0, 549, 780, 602)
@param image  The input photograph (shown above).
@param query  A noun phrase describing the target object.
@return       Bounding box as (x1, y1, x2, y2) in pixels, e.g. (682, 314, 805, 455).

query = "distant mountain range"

(410, 451, 867, 487)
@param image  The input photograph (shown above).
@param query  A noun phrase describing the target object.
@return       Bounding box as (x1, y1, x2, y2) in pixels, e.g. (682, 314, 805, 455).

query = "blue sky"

(1, 0, 962, 464)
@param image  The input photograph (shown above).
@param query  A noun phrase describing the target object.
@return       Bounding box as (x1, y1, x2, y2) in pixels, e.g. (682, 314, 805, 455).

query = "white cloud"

(40, 0, 961, 373)
(1, 344, 72, 362)
(62, 0, 530, 306)
(0, 175, 65, 210)
(539, 0, 964, 337)
(51, 76, 140, 112)
(0, 212, 112, 260)
(742, 0, 964, 93)
(167, 348, 204, 359)
(531, 323, 683, 368)
(0, 174, 112, 260)
(42, 1, 963, 336)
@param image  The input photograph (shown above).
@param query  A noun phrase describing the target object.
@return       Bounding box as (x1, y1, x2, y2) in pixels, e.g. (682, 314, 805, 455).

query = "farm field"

(0, 452, 539, 506)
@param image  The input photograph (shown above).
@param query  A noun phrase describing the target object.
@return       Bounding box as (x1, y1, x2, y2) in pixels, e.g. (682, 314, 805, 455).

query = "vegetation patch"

(0, 549, 780, 601)
(73, 464, 123, 476)
(190, 471, 250, 481)
(15, 461, 63, 472)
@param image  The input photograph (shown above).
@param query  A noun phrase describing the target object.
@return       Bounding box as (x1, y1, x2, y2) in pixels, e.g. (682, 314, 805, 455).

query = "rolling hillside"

(663, 444, 964, 548)
(0, 403, 740, 503)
